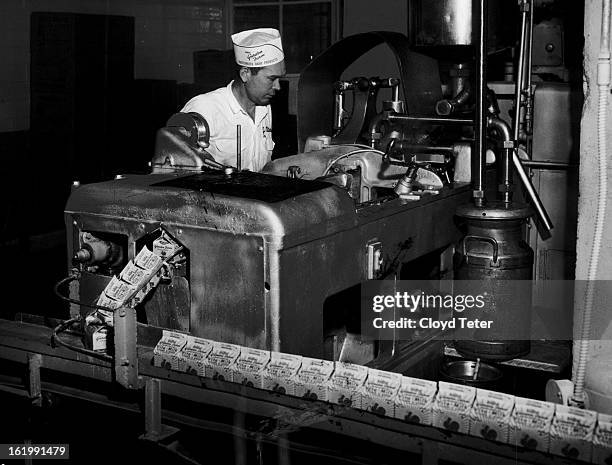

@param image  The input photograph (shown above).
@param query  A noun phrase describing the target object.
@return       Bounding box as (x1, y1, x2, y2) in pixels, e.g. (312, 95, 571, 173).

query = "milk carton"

(153, 330, 189, 370)
(327, 362, 369, 408)
(206, 342, 241, 381)
(262, 352, 302, 395)
(134, 246, 163, 271)
(231, 347, 270, 388)
(508, 397, 555, 452)
(549, 405, 597, 462)
(360, 369, 402, 417)
(433, 382, 476, 434)
(592, 413, 612, 465)
(394, 377, 437, 426)
(153, 233, 180, 259)
(294, 358, 335, 401)
(469, 389, 514, 443)
(177, 336, 214, 377)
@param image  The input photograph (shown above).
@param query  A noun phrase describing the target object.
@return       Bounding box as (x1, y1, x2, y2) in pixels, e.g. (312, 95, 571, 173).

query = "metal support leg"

(145, 378, 162, 439)
(27, 353, 42, 407)
(422, 442, 440, 465)
(277, 434, 291, 465)
(142, 378, 179, 442)
(233, 409, 247, 465)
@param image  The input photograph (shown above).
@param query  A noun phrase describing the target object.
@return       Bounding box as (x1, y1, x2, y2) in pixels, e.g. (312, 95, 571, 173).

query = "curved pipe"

(487, 116, 553, 232)
(436, 84, 473, 116)
(487, 116, 513, 205)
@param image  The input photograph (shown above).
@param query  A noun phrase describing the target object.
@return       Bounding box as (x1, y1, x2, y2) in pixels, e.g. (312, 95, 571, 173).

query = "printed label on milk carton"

(509, 396, 555, 452)
(134, 246, 163, 272)
(103, 276, 137, 304)
(153, 330, 189, 370)
(96, 294, 121, 311)
(593, 413, 612, 465)
(550, 405, 597, 462)
(433, 381, 476, 434)
(85, 325, 108, 352)
(327, 362, 369, 408)
(395, 377, 437, 425)
(120, 261, 149, 287)
(361, 369, 402, 417)
(177, 336, 214, 377)
(295, 358, 335, 401)
(153, 234, 180, 259)
(469, 389, 514, 443)
(206, 342, 241, 381)
(262, 352, 302, 395)
(231, 347, 270, 388)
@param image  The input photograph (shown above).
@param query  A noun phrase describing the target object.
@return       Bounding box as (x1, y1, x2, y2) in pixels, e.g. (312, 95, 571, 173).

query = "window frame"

(227, 0, 342, 74)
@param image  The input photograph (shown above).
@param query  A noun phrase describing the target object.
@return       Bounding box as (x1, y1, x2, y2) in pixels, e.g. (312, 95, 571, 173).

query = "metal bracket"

(113, 306, 142, 389)
(366, 241, 383, 279)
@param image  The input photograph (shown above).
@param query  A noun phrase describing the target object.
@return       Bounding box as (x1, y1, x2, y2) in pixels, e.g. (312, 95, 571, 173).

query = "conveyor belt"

(0, 317, 586, 465)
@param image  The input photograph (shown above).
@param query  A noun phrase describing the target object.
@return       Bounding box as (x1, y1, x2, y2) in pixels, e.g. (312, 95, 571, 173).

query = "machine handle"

(462, 235, 499, 265)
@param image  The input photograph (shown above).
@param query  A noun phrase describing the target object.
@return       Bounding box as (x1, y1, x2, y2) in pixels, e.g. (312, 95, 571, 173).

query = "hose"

(53, 272, 114, 312)
(571, 0, 611, 407)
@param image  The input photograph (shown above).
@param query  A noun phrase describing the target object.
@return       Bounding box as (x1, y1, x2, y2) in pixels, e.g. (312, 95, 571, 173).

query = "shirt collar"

(226, 80, 243, 115)
(227, 80, 270, 123)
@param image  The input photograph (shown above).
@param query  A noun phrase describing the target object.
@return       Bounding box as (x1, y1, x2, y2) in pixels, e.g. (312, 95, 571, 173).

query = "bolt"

(177, 229, 183, 235)
(119, 309, 126, 317)
(120, 357, 130, 366)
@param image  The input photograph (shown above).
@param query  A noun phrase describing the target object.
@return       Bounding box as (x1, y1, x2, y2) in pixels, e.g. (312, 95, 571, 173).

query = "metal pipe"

(487, 116, 513, 204)
(435, 84, 473, 116)
(387, 115, 473, 124)
(400, 145, 454, 152)
(513, 152, 553, 232)
(513, 1, 530, 144)
(524, 0, 535, 139)
(487, 116, 552, 230)
(236, 124, 242, 171)
(521, 160, 575, 170)
(472, 0, 487, 207)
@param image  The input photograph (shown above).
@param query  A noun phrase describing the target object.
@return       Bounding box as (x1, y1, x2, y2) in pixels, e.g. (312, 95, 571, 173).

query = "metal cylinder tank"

(408, 0, 511, 53)
(453, 202, 534, 361)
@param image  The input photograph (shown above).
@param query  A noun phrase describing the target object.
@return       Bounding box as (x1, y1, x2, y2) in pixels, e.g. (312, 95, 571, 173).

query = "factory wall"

(0, 0, 228, 133)
(574, 1, 612, 358)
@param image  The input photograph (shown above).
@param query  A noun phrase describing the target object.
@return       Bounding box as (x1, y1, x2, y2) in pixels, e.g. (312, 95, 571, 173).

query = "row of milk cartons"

(153, 331, 612, 464)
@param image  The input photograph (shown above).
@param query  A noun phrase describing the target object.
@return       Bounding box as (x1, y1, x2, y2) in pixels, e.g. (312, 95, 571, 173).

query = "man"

(181, 28, 286, 172)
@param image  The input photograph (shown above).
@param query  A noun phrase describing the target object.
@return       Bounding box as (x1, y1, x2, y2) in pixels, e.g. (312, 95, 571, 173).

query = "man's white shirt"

(181, 81, 274, 172)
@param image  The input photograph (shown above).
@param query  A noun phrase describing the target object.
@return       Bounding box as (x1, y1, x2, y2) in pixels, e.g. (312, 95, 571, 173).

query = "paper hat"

(231, 28, 284, 67)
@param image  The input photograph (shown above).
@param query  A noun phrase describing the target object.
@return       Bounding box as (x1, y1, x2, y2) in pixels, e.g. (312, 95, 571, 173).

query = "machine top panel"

(152, 171, 330, 203)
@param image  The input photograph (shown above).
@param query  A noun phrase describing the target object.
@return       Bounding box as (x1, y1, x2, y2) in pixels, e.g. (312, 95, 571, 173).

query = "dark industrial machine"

(0, 0, 595, 463)
(61, 0, 563, 375)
